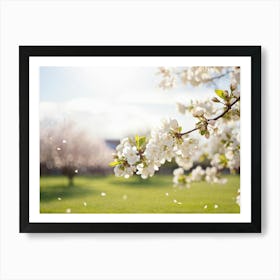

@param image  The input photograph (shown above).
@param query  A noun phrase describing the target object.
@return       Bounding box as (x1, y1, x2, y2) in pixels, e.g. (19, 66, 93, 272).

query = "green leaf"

(139, 136, 146, 147)
(178, 175, 186, 184)
(135, 135, 146, 149)
(135, 135, 140, 149)
(135, 135, 139, 149)
(199, 153, 209, 162)
(219, 154, 228, 165)
(109, 160, 121, 167)
(215, 89, 226, 100)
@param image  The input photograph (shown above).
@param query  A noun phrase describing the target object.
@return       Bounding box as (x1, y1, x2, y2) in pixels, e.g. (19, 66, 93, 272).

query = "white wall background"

(0, 0, 279, 279)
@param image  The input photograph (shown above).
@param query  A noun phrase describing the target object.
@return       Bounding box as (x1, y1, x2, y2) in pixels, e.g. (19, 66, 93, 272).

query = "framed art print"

(19, 46, 261, 233)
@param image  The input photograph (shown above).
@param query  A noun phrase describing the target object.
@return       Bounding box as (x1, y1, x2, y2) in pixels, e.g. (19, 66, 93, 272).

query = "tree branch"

(180, 97, 240, 136)
(210, 97, 240, 121)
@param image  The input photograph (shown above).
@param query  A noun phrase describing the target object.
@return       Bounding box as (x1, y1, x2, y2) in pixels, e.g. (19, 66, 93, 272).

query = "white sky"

(40, 67, 230, 140)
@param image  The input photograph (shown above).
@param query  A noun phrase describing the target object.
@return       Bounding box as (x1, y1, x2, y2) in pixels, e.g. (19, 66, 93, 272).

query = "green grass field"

(40, 175, 240, 213)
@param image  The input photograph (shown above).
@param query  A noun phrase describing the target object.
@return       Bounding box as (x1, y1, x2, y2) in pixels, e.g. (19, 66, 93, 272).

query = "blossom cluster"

(209, 124, 240, 173)
(180, 66, 225, 87)
(230, 67, 240, 85)
(173, 166, 227, 188)
(111, 66, 241, 206)
(157, 66, 233, 90)
(111, 119, 198, 179)
(177, 98, 218, 118)
(175, 82, 240, 143)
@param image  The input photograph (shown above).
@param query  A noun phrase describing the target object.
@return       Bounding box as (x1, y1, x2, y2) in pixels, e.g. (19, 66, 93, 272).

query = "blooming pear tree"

(110, 66, 240, 203)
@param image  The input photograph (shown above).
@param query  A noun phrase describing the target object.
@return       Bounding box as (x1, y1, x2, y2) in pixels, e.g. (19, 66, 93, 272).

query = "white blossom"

(192, 106, 205, 117)
(173, 167, 184, 176)
(208, 120, 216, 126)
(191, 166, 205, 181)
(175, 156, 193, 171)
(114, 165, 134, 178)
(205, 166, 227, 184)
(175, 138, 198, 158)
(233, 90, 240, 98)
(158, 76, 176, 90)
(122, 145, 140, 165)
(136, 162, 156, 179)
(176, 102, 187, 114)
(205, 166, 218, 183)
(211, 153, 225, 170)
(173, 168, 190, 188)
(230, 67, 240, 85)
(160, 118, 179, 133)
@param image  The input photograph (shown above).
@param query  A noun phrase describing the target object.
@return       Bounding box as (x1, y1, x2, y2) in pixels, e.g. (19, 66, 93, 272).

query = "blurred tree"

(40, 120, 113, 186)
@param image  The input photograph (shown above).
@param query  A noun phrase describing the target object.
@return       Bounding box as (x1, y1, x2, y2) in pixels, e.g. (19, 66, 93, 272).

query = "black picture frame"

(20, 46, 261, 233)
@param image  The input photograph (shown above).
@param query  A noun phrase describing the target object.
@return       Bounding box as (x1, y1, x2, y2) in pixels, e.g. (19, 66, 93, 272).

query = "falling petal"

(177, 202, 182, 205)
(75, 169, 78, 173)
(62, 139, 67, 144)
(122, 194, 128, 200)
(83, 202, 87, 207)
(66, 208, 71, 213)
(56, 147, 61, 151)
(57, 197, 62, 201)
(204, 205, 208, 209)
(214, 204, 219, 209)
(165, 192, 169, 196)
(173, 199, 177, 203)
(101, 192, 106, 197)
